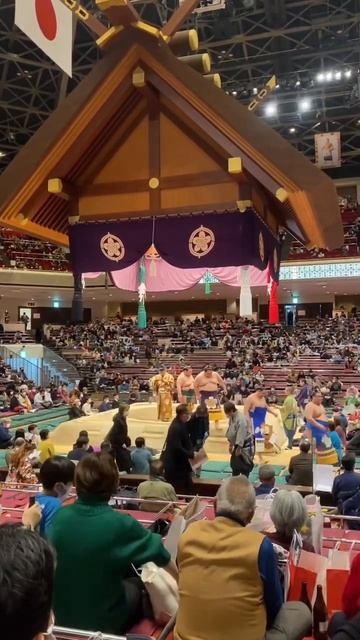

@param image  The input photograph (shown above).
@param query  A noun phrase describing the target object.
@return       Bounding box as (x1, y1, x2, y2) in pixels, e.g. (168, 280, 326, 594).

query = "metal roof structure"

(0, 0, 359, 177)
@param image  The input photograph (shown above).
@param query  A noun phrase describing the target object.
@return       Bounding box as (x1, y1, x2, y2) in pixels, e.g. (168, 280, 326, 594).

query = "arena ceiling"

(0, 0, 359, 178)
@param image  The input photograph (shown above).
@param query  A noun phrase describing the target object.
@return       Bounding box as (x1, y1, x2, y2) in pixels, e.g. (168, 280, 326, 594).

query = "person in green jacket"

(49, 452, 175, 635)
(281, 385, 299, 450)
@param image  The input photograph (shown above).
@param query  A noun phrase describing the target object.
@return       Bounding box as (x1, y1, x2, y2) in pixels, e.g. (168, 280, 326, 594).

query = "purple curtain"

(70, 210, 280, 280)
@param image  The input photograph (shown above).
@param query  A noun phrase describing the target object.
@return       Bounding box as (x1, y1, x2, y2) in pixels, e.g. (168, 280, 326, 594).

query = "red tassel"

(269, 279, 279, 324)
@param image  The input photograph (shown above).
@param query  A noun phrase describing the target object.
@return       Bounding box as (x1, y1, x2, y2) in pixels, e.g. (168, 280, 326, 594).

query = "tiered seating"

(0, 330, 34, 343)
(0, 226, 70, 271)
(287, 201, 360, 261)
(263, 355, 360, 400)
(0, 406, 70, 469)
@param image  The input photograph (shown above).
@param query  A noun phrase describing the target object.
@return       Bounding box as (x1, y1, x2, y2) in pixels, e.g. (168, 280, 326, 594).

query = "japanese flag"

(15, 0, 73, 76)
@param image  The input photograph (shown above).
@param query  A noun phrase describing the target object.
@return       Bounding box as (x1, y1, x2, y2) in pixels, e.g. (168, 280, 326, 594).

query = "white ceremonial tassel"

(239, 266, 252, 318)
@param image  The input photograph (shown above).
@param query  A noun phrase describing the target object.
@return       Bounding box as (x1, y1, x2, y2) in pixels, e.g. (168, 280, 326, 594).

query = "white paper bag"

(164, 497, 207, 560)
(140, 562, 178, 624)
(304, 494, 324, 554)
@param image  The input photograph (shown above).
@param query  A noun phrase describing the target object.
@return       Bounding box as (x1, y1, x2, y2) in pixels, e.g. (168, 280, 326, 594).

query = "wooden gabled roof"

(0, 26, 343, 249)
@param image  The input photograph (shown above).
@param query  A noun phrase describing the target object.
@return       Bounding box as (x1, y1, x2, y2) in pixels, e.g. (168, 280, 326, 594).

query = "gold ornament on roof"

(189, 225, 215, 258)
(100, 232, 125, 262)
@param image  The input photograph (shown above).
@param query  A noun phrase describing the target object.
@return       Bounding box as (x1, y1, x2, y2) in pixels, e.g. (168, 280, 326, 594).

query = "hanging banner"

(69, 210, 280, 280)
(15, 0, 73, 76)
(314, 132, 341, 169)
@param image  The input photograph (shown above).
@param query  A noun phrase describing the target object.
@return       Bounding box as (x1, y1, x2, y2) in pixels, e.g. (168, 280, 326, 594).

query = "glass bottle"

(313, 585, 328, 640)
(300, 581, 312, 611)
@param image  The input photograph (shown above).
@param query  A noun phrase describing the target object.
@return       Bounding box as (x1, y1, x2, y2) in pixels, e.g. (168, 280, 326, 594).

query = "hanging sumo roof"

(0, 0, 343, 249)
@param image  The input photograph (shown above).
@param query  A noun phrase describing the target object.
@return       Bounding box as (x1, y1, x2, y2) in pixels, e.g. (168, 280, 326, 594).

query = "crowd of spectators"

(1, 313, 360, 638)
(0, 226, 69, 271)
(0, 317, 360, 640)
(286, 197, 360, 260)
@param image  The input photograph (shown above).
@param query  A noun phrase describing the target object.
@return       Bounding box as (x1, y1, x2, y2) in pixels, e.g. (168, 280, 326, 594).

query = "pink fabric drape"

(84, 260, 268, 291)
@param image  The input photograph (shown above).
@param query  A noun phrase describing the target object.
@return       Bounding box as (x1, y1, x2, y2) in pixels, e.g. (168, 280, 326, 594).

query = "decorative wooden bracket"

(48, 179, 77, 201)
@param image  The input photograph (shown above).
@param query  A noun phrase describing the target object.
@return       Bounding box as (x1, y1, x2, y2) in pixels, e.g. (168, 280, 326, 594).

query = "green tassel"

(137, 258, 147, 329)
(204, 272, 212, 295)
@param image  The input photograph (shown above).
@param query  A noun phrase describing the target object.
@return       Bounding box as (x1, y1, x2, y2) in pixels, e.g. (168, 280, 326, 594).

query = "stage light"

(345, 69, 352, 78)
(275, 83, 280, 89)
(232, 90, 237, 96)
(264, 102, 277, 116)
(317, 72, 325, 82)
(292, 297, 299, 304)
(53, 300, 60, 308)
(325, 71, 333, 82)
(252, 87, 258, 95)
(295, 80, 301, 87)
(334, 71, 342, 80)
(0, 151, 6, 158)
(299, 98, 311, 112)
(289, 127, 296, 133)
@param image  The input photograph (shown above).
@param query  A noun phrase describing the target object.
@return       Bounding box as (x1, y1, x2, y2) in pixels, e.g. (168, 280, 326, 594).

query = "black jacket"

(108, 416, 131, 473)
(332, 613, 360, 640)
(163, 417, 194, 477)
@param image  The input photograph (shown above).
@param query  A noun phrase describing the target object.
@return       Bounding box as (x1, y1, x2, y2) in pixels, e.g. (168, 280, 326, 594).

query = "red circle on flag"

(35, 0, 58, 41)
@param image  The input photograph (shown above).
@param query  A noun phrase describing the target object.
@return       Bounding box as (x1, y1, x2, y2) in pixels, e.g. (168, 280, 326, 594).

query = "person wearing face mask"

(35, 456, 75, 537)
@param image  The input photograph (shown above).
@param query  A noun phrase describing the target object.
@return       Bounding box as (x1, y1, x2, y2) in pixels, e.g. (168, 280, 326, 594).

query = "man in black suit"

(163, 404, 198, 495)
(287, 440, 313, 487)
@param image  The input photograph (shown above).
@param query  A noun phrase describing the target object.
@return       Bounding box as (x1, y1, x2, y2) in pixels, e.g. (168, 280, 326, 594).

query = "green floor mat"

(222, 464, 233, 474)
(201, 461, 228, 473)
(200, 471, 232, 480)
(271, 465, 286, 476)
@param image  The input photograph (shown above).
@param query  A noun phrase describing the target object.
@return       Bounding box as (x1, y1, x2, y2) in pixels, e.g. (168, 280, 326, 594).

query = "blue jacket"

(0, 425, 11, 445)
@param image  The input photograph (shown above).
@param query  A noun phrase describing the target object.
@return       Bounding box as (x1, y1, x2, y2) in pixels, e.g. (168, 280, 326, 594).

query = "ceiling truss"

(0, 0, 359, 177)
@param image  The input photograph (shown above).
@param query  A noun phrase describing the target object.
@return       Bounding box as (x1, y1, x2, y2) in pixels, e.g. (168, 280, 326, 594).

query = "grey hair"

(216, 476, 255, 522)
(270, 490, 307, 538)
(259, 464, 275, 482)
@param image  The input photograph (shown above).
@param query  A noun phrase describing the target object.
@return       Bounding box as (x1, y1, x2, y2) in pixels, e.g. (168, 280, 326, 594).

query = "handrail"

(41, 345, 79, 386)
(0, 345, 44, 385)
(53, 627, 125, 640)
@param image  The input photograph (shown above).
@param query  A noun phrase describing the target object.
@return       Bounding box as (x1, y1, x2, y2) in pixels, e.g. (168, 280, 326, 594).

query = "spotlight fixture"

(299, 98, 311, 112)
(317, 72, 325, 82)
(264, 102, 277, 116)
(345, 69, 352, 78)
(325, 71, 333, 82)
(232, 90, 237, 96)
(289, 127, 296, 133)
(334, 71, 342, 80)
(0, 151, 7, 158)
(295, 80, 301, 87)
(252, 87, 258, 95)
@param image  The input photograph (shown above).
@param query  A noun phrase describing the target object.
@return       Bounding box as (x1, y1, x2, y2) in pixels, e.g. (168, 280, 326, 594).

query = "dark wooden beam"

(80, 171, 232, 197)
(60, 0, 107, 38)
(79, 201, 238, 220)
(148, 92, 161, 212)
(150, 73, 283, 196)
(96, 0, 139, 27)
(162, 0, 200, 37)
